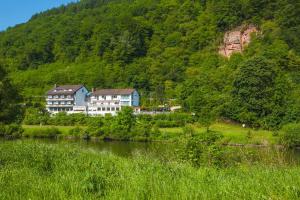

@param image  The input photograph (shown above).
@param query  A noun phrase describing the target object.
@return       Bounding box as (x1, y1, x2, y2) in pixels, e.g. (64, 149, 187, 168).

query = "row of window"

(49, 107, 73, 111)
(93, 95, 130, 100)
(48, 101, 73, 105)
(48, 95, 73, 99)
(90, 101, 120, 105)
(89, 107, 120, 112)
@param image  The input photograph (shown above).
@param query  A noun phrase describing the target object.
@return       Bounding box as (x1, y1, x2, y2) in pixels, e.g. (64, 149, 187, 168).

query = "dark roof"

(93, 89, 136, 96)
(47, 85, 84, 95)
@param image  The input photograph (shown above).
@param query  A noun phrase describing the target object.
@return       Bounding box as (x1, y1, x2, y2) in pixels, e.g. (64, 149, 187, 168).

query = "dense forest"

(0, 0, 300, 129)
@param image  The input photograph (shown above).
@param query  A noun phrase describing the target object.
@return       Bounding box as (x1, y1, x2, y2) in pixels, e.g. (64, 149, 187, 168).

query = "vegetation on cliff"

(0, 0, 299, 129)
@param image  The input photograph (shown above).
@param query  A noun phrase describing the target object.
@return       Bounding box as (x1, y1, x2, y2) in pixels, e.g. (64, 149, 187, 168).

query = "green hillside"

(0, 0, 300, 128)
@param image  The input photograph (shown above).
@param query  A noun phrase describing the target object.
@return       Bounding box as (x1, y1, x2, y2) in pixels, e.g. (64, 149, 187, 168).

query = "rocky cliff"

(219, 25, 258, 57)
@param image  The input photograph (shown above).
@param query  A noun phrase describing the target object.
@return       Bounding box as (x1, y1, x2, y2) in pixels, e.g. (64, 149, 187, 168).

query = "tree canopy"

(0, 0, 300, 129)
(0, 65, 22, 124)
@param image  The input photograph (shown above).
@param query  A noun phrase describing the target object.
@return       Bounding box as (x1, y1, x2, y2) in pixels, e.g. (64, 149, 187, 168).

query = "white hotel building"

(46, 85, 140, 115)
(88, 89, 140, 116)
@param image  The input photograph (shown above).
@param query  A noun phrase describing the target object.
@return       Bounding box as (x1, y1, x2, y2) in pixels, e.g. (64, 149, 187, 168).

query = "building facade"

(46, 86, 140, 115)
(88, 89, 140, 116)
(46, 85, 89, 114)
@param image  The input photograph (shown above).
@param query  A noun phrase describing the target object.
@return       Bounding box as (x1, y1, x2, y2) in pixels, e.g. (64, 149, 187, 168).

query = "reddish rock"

(219, 25, 258, 57)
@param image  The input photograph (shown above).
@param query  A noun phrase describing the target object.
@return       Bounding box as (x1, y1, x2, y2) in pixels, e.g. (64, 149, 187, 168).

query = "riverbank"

(0, 141, 299, 199)
(22, 122, 278, 145)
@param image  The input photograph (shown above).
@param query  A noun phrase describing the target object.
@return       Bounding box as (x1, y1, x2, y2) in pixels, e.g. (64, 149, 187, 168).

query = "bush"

(155, 120, 181, 128)
(24, 127, 62, 138)
(280, 123, 300, 148)
(86, 127, 105, 137)
(23, 107, 50, 125)
(132, 122, 153, 138)
(182, 125, 196, 137)
(68, 127, 85, 137)
(180, 131, 225, 167)
(0, 124, 24, 138)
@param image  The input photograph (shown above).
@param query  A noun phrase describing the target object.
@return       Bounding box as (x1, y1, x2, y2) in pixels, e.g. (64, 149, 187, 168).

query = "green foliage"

(225, 56, 292, 129)
(68, 127, 85, 137)
(180, 131, 225, 167)
(280, 123, 300, 148)
(113, 107, 136, 134)
(0, 141, 300, 199)
(0, 0, 300, 130)
(0, 124, 24, 138)
(0, 65, 23, 124)
(23, 127, 62, 138)
(182, 125, 196, 137)
(23, 107, 50, 125)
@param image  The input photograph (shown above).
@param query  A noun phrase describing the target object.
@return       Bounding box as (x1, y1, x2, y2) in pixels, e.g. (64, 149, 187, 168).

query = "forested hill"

(0, 0, 300, 129)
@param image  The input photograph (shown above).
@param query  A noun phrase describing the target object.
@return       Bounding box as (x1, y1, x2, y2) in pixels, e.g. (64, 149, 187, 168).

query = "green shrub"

(182, 125, 196, 136)
(24, 127, 62, 138)
(180, 131, 225, 167)
(155, 120, 180, 128)
(86, 127, 105, 137)
(132, 122, 153, 139)
(0, 124, 24, 138)
(280, 123, 300, 148)
(68, 127, 85, 137)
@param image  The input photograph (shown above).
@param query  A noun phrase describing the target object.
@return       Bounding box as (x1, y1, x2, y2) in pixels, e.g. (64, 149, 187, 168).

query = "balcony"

(89, 100, 120, 106)
(46, 98, 74, 101)
(46, 104, 74, 108)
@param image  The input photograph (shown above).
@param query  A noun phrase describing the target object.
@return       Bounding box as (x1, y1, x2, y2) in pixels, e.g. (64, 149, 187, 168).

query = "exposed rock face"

(219, 25, 258, 57)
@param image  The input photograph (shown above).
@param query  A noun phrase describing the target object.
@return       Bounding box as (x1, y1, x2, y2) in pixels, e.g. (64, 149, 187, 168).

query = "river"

(1, 138, 300, 164)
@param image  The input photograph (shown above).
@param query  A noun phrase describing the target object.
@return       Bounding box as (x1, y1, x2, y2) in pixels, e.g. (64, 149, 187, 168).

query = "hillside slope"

(0, 0, 300, 128)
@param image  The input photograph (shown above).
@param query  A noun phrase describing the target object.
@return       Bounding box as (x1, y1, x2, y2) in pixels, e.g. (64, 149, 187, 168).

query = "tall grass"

(0, 141, 299, 199)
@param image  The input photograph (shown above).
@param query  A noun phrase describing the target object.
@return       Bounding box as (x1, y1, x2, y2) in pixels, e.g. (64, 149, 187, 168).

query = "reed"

(0, 141, 299, 200)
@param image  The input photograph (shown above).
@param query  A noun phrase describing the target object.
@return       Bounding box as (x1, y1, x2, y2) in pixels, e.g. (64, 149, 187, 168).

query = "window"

(107, 107, 110, 111)
(61, 95, 64, 99)
(48, 95, 52, 99)
(102, 107, 105, 111)
(67, 95, 71, 99)
(116, 107, 120, 111)
(54, 95, 59, 99)
(97, 107, 101, 111)
(121, 101, 130, 106)
(113, 95, 117, 99)
(115, 102, 119, 105)
(112, 107, 115, 111)
(121, 95, 130, 100)
(48, 101, 52, 105)
(102, 96, 106, 100)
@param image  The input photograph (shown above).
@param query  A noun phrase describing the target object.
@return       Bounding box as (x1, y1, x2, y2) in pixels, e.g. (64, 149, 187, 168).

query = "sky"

(0, 0, 78, 31)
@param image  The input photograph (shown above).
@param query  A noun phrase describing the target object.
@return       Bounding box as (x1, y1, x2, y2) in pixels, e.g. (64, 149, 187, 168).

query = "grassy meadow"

(22, 122, 277, 145)
(22, 125, 78, 136)
(159, 123, 276, 144)
(0, 141, 299, 200)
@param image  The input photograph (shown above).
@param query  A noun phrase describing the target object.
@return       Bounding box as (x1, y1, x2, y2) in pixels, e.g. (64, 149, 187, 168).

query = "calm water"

(0, 138, 176, 158)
